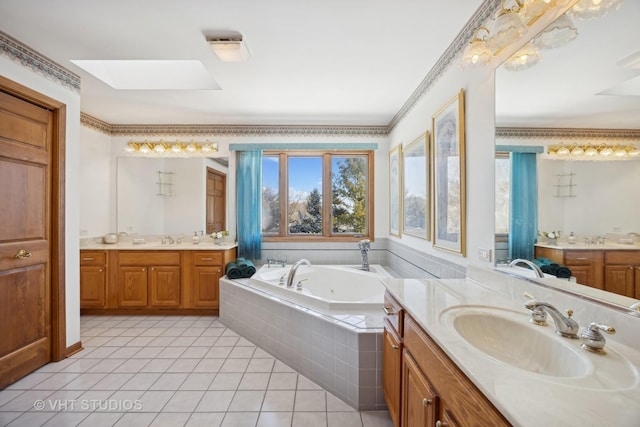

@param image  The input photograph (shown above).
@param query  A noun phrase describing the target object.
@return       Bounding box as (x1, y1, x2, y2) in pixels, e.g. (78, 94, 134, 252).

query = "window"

(262, 151, 374, 240)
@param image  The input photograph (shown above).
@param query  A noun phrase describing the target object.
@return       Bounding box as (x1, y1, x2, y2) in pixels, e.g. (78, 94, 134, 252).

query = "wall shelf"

(157, 171, 174, 196)
(553, 173, 575, 198)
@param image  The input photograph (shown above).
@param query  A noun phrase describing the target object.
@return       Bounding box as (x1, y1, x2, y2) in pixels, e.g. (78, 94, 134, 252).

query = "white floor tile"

(184, 412, 225, 427)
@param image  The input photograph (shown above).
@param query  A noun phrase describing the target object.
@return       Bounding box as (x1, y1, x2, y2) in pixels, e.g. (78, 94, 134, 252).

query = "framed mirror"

(494, 2, 640, 310)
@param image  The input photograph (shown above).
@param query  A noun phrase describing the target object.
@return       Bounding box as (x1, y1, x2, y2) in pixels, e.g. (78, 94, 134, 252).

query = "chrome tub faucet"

(286, 259, 310, 288)
(358, 239, 370, 271)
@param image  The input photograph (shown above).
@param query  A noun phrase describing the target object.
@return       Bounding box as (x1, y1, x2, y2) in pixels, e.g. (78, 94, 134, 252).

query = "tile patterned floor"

(0, 315, 393, 427)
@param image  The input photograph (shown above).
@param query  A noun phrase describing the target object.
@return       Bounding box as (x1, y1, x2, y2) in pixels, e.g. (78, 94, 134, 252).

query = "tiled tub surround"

(220, 274, 387, 411)
(260, 238, 464, 280)
(384, 266, 640, 426)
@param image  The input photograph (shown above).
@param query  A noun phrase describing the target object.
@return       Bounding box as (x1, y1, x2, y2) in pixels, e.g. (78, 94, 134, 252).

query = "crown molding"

(0, 31, 81, 93)
(80, 113, 387, 138)
(496, 127, 640, 141)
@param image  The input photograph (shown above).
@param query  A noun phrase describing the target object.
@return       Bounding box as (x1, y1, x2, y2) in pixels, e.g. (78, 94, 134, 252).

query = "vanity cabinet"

(118, 251, 181, 308)
(383, 291, 508, 427)
(189, 251, 224, 308)
(80, 251, 107, 308)
(603, 251, 640, 299)
(81, 246, 236, 314)
(534, 246, 603, 289)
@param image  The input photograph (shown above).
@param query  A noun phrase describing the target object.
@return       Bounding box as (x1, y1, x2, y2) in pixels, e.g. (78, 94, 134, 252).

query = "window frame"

(262, 150, 375, 242)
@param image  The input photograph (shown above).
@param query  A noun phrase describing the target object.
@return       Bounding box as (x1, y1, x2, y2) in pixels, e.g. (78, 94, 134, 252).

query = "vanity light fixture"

(532, 13, 578, 49)
(548, 143, 639, 159)
(123, 140, 218, 157)
(461, 0, 623, 70)
(570, 0, 623, 20)
(487, 0, 527, 52)
(503, 43, 541, 71)
(460, 27, 493, 67)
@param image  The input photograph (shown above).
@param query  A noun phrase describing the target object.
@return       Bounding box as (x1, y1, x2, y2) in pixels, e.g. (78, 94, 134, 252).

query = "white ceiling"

(0, 0, 483, 126)
(495, 1, 640, 130)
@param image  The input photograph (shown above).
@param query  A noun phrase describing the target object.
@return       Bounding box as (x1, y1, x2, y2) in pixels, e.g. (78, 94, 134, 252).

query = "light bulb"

(599, 146, 613, 156)
(557, 146, 570, 155)
(585, 147, 598, 156)
(570, 146, 584, 156)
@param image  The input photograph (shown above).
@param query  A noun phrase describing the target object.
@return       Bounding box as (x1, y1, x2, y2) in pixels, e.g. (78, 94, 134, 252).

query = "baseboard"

(66, 341, 83, 357)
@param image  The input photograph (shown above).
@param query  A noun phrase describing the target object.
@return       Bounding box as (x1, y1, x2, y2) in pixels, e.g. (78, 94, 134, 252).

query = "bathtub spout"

(358, 239, 370, 271)
(286, 259, 311, 288)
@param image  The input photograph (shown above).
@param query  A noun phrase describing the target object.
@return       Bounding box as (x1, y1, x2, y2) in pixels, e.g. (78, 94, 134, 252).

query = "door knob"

(15, 249, 32, 259)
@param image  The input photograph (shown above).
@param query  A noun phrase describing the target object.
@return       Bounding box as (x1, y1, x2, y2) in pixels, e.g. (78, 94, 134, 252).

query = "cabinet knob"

(99, 268, 103, 272)
(391, 344, 399, 350)
(436, 421, 447, 427)
(383, 306, 396, 315)
(15, 249, 32, 259)
(217, 268, 221, 273)
(422, 398, 432, 406)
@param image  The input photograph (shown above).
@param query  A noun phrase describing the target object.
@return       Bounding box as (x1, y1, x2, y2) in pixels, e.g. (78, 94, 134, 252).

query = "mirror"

(494, 2, 640, 309)
(117, 157, 225, 236)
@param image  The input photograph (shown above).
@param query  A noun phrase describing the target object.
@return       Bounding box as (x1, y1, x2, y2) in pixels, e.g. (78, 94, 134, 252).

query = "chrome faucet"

(524, 300, 579, 338)
(358, 239, 370, 271)
(509, 258, 544, 278)
(286, 259, 310, 288)
(580, 322, 615, 354)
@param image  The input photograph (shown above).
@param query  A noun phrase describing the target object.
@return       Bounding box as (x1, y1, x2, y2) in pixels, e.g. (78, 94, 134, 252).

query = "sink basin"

(442, 306, 589, 377)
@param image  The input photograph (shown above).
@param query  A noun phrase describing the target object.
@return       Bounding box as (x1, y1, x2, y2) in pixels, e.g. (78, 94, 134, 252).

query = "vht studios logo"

(33, 399, 143, 411)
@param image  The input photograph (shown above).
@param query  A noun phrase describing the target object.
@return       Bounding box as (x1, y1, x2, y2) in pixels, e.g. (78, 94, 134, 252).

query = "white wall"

(389, 66, 497, 268)
(79, 126, 112, 237)
(1, 56, 82, 347)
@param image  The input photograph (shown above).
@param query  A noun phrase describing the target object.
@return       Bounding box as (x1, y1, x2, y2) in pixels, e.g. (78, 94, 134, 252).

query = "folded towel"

(225, 262, 242, 279)
(236, 258, 256, 278)
(536, 257, 553, 266)
(555, 266, 572, 279)
(540, 265, 553, 274)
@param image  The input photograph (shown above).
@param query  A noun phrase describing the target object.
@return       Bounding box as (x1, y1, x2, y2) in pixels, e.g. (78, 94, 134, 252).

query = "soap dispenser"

(192, 231, 200, 245)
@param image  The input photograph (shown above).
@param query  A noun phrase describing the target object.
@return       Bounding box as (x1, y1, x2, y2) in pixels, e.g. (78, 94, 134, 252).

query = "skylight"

(70, 60, 220, 90)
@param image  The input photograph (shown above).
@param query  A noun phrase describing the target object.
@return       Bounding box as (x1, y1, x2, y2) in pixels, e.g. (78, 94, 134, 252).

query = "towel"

(225, 262, 242, 279)
(555, 266, 572, 279)
(235, 258, 256, 278)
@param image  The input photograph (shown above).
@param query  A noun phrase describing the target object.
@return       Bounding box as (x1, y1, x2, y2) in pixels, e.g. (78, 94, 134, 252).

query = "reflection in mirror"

(494, 1, 640, 311)
(117, 157, 214, 236)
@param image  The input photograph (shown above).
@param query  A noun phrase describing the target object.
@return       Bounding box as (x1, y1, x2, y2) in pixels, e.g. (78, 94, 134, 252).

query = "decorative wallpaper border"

(79, 113, 388, 137)
(0, 31, 81, 93)
(496, 127, 640, 141)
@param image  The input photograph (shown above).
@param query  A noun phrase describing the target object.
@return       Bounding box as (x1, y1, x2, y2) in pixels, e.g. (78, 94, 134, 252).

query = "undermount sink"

(442, 306, 589, 377)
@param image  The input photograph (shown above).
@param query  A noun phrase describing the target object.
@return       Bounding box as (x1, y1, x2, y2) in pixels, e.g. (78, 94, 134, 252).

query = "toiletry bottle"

(568, 232, 577, 244)
(192, 231, 200, 245)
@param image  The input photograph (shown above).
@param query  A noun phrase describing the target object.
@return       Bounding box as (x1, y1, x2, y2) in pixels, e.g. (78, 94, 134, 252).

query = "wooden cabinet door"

(192, 266, 222, 308)
(80, 266, 106, 308)
(118, 266, 148, 307)
(149, 266, 181, 307)
(402, 351, 438, 427)
(604, 265, 634, 298)
(568, 265, 595, 289)
(383, 323, 402, 427)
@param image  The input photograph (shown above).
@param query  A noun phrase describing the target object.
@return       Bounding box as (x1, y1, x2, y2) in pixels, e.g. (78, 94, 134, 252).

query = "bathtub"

(247, 264, 390, 311)
(220, 263, 392, 410)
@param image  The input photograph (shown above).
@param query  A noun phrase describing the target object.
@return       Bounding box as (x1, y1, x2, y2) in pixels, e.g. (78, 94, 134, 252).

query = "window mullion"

(322, 153, 332, 237)
(279, 153, 288, 237)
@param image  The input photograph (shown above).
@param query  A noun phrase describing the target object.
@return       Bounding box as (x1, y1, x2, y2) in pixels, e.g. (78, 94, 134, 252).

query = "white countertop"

(383, 274, 640, 427)
(535, 242, 640, 251)
(80, 241, 238, 251)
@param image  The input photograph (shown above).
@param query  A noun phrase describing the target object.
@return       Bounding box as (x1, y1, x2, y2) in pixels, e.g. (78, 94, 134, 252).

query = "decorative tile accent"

(496, 126, 640, 141)
(80, 113, 112, 135)
(0, 31, 81, 92)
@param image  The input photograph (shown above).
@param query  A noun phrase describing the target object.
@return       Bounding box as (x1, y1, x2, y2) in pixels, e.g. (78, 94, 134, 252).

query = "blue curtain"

(509, 152, 538, 260)
(236, 150, 262, 260)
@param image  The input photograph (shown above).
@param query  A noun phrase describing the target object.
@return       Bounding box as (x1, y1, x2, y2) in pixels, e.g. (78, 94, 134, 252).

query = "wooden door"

(383, 322, 402, 427)
(206, 168, 226, 234)
(118, 266, 148, 307)
(149, 266, 181, 307)
(191, 266, 222, 308)
(402, 351, 438, 427)
(0, 90, 53, 388)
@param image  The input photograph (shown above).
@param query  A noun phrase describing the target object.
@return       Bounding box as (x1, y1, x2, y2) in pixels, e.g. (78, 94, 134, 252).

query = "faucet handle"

(581, 322, 616, 354)
(523, 293, 548, 326)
